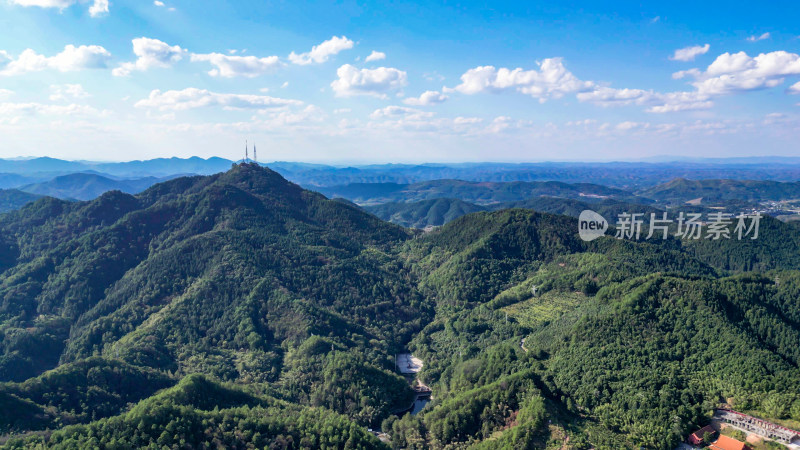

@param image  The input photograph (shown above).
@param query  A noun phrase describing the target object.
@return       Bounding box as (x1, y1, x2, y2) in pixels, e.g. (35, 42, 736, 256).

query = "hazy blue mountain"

(93, 156, 234, 177)
(276, 161, 800, 188)
(0, 174, 41, 190)
(0, 157, 90, 174)
(3, 157, 800, 189)
(0, 157, 232, 178)
(19, 173, 179, 201)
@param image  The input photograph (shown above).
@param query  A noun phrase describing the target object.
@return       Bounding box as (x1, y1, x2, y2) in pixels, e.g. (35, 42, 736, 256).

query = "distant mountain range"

(1, 157, 800, 216)
(317, 179, 651, 205)
(18, 173, 183, 201)
(0, 156, 232, 179)
(3, 156, 800, 189)
(641, 178, 800, 204)
(364, 197, 663, 228)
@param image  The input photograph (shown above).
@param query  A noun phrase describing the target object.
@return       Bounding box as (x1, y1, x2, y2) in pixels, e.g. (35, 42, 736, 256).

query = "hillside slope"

(1, 166, 800, 448)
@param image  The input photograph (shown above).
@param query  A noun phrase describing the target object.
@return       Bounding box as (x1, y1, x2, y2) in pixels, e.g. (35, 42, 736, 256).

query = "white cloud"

(49, 84, 90, 101)
(330, 64, 408, 98)
(403, 90, 448, 106)
(0, 102, 101, 117)
(113, 37, 185, 77)
(747, 32, 771, 42)
(577, 87, 713, 113)
(88, 0, 108, 17)
(447, 58, 595, 101)
(134, 88, 303, 111)
(289, 36, 354, 65)
(190, 52, 282, 77)
(9, 0, 73, 7)
(616, 121, 647, 131)
(365, 51, 386, 62)
(577, 87, 650, 105)
(789, 81, 800, 94)
(9, 0, 108, 17)
(675, 51, 800, 95)
(0, 89, 13, 99)
(0, 45, 111, 76)
(365, 107, 491, 136)
(258, 105, 326, 127)
(281, 81, 289, 88)
(154, 0, 163, 5)
(370, 105, 433, 120)
(670, 44, 710, 62)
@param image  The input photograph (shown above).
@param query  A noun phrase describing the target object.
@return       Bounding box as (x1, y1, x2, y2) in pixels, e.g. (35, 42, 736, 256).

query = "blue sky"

(0, 1, 799, 163)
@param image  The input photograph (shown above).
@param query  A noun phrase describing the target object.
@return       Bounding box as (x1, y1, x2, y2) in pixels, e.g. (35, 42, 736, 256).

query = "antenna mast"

(245, 140, 249, 163)
(254, 143, 257, 163)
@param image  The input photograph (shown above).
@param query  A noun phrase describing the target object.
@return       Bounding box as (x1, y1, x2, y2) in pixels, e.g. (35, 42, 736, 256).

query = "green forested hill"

(0, 190, 42, 213)
(1, 164, 799, 449)
(642, 178, 800, 204)
(317, 179, 651, 205)
(364, 198, 487, 228)
(365, 196, 662, 228)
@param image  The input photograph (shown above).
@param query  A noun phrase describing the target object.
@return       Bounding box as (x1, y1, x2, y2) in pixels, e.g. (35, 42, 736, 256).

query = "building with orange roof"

(688, 425, 716, 446)
(709, 434, 750, 450)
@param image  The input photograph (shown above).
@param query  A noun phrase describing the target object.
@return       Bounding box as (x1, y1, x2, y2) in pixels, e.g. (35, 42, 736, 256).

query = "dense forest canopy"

(0, 163, 799, 449)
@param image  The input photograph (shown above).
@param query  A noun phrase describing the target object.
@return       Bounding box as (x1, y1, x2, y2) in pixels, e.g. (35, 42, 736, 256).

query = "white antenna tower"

(245, 140, 249, 162)
(254, 143, 257, 163)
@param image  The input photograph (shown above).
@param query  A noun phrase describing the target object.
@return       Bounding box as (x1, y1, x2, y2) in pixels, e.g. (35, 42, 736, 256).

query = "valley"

(0, 164, 798, 448)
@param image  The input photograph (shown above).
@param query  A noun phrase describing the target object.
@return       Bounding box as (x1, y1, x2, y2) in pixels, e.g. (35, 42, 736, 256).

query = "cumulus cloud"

(9, 0, 108, 17)
(113, 37, 185, 77)
(577, 87, 713, 113)
(578, 50, 800, 112)
(370, 105, 433, 120)
(49, 84, 90, 101)
(366, 107, 489, 136)
(365, 51, 386, 62)
(154, 0, 163, 5)
(747, 32, 771, 42)
(330, 64, 408, 98)
(446, 58, 595, 101)
(134, 88, 303, 111)
(88, 0, 107, 17)
(190, 53, 282, 77)
(403, 90, 448, 106)
(0, 45, 111, 76)
(674, 50, 800, 95)
(289, 36, 354, 65)
(789, 81, 800, 94)
(0, 89, 12, 99)
(670, 44, 710, 62)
